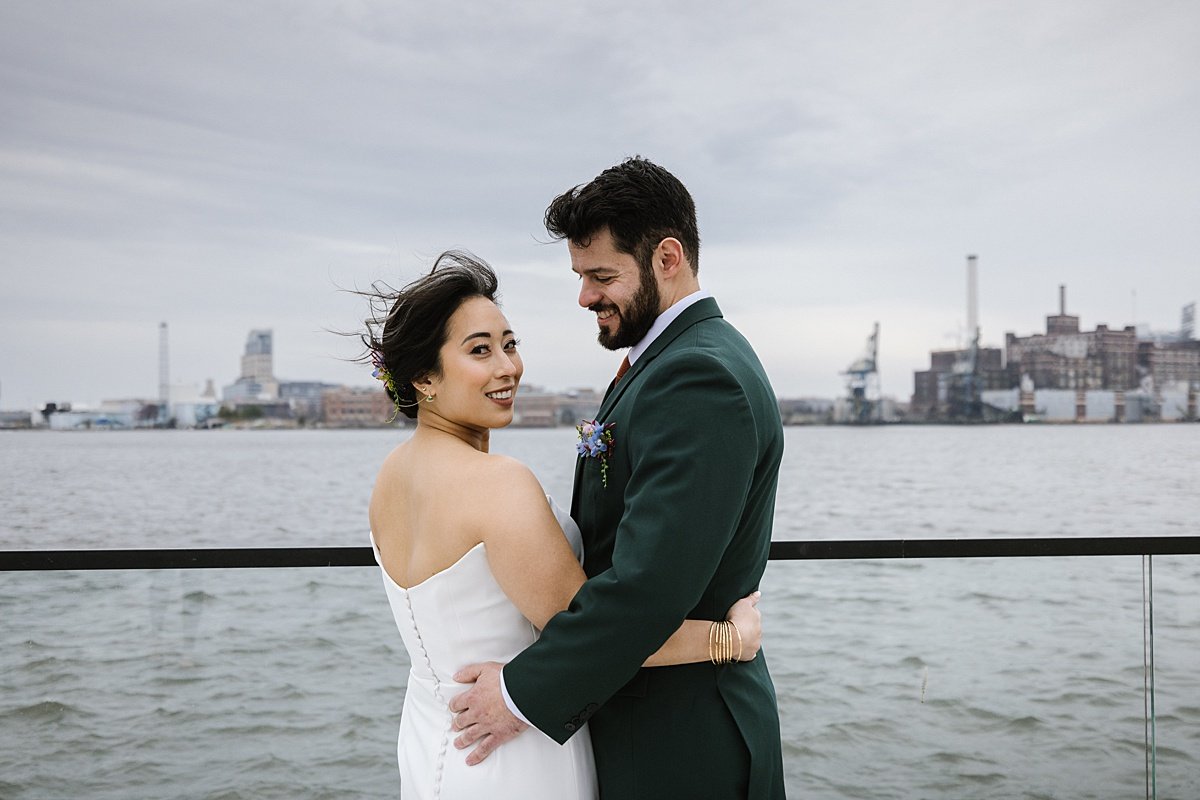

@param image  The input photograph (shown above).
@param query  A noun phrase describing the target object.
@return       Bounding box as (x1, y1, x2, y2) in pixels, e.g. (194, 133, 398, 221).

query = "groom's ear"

(655, 237, 686, 279)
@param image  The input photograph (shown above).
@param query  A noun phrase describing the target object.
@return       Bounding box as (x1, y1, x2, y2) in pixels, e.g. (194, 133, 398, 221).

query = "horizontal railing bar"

(1, 536, 1197, 571)
(0, 547, 370, 571)
(769, 536, 1200, 560)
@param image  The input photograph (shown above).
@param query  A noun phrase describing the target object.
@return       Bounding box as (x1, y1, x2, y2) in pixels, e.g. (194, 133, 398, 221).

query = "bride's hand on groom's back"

(727, 591, 763, 662)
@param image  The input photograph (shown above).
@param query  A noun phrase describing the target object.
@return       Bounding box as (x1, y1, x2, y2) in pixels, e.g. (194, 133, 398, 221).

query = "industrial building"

(510, 386, 602, 428)
(1004, 286, 1139, 391)
(911, 266, 1197, 422)
(321, 385, 400, 427)
(911, 346, 1009, 420)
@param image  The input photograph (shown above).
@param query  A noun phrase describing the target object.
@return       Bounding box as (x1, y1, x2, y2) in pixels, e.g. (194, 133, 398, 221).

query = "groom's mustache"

(588, 303, 617, 314)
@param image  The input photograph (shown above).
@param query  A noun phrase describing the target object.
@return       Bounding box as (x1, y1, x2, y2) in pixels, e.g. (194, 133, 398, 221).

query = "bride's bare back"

(370, 430, 585, 629)
(369, 434, 495, 590)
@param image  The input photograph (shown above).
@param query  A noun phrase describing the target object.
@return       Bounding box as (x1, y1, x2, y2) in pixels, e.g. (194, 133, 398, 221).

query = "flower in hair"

(371, 350, 401, 422)
(576, 419, 616, 487)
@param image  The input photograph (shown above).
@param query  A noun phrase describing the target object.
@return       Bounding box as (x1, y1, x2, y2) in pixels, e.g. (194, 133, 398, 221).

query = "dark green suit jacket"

(505, 298, 786, 799)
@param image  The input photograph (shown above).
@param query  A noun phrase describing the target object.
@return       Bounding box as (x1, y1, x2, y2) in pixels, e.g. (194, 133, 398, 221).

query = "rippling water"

(1, 426, 1198, 798)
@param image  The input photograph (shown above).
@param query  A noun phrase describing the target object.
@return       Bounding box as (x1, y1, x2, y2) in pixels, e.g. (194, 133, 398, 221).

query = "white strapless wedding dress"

(370, 497, 597, 800)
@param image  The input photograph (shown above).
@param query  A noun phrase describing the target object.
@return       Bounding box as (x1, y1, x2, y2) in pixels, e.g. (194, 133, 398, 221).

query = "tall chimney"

(966, 254, 979, 344)
(159, 322, 169, 404)
(1059, 285, 1066, 316)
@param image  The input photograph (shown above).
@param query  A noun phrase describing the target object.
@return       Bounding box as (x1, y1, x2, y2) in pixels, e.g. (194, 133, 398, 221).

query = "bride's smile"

(417, 295, 523, 438)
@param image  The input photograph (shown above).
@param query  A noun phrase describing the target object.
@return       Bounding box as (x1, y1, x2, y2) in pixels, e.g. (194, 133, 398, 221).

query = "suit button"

(585, 703, 598, 713)
(565, 722, 576, 732)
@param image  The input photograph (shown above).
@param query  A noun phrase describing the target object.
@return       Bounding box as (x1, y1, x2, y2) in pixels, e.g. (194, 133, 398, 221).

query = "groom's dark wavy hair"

(360, 250, 499, 419)
(544, 156, 700, 275)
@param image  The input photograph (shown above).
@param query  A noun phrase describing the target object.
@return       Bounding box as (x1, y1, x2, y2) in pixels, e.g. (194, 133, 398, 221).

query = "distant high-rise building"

(240, 329, 274, 382)
(223, 329, 280, 403)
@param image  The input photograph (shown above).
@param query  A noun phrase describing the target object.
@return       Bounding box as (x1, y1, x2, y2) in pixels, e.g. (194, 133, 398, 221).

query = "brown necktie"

(614, 355, 631, 383)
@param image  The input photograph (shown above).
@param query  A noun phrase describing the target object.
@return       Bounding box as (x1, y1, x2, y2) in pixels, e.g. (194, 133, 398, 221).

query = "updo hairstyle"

(362, 250, 500, 419)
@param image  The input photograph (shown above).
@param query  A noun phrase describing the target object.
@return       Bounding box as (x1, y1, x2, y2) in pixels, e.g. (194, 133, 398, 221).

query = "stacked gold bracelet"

(708, 619, 743, 665)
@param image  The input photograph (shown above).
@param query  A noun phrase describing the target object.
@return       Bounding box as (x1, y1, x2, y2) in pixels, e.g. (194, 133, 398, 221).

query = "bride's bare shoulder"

(477, 453, 543, 493)
(450, 453, 544, 517)
(372, 443, 545, 522)
(371, 440, 416, 487)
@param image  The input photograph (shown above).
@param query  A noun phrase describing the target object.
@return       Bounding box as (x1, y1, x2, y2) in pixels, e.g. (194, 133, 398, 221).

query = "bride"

(363, 251, 762, 799)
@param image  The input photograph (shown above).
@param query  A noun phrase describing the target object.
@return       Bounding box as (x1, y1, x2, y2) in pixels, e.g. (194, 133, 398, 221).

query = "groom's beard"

(594, 267, 660, 351)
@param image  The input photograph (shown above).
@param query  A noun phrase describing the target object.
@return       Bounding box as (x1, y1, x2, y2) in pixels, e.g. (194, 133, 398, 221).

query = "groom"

(451, 157, 786, 799)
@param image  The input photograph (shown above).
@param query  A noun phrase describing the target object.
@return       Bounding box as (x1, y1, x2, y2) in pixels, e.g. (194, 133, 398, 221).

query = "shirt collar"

(627, 289, 711, 366)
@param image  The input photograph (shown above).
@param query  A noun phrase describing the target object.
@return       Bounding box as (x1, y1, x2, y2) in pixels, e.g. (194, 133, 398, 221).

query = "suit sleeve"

(502, 350, 759, 744)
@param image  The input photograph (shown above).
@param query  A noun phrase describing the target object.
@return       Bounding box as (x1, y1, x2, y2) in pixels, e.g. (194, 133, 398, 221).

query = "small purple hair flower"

(370, 350, 400, 422)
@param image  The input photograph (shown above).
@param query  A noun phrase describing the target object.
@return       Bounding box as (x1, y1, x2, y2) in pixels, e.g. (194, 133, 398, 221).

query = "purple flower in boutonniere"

(576, 419, 616, 487)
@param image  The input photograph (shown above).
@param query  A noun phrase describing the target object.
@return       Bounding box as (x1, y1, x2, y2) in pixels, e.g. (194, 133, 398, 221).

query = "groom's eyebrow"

(575, 265, 613, 276)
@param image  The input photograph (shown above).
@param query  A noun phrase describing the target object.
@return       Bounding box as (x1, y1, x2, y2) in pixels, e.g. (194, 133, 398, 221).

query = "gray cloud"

(1, 0, 1198, 408)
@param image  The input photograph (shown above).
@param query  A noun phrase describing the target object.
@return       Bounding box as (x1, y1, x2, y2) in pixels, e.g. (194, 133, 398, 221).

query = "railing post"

(1142, 554, 1156, 800)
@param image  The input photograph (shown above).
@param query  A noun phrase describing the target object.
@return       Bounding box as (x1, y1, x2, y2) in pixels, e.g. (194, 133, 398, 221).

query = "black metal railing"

(2, 535, 1197, 571)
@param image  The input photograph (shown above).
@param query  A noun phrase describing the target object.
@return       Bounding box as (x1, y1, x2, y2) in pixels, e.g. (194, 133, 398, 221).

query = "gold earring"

(424, 394, 434, 403)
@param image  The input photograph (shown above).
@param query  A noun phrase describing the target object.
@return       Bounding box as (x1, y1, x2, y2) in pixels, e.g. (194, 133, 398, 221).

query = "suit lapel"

(595, 297, 723, 420)
(569, 450, 587, 520)
(573, 298, 724, 536)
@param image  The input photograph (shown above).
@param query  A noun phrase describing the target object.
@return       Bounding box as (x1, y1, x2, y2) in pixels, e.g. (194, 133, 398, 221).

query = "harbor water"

(1, 425, 1198, 799)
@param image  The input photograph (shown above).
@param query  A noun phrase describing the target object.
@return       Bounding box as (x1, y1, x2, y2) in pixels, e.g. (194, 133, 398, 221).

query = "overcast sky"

(2, 1, 1198, 409)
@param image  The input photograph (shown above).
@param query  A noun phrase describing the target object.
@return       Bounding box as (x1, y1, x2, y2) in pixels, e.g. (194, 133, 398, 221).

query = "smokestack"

(159, 322, 169, 404)
(1059, 285, 1066, 316)
(966, 254, 979, 344)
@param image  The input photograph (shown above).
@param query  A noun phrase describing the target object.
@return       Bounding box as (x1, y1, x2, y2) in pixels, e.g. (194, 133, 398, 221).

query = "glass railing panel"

(762, 555, 1178, 799)
(3, 553, 1196, 798)
(1, 567, 408, 800)
(1148, 555, 1200, 800)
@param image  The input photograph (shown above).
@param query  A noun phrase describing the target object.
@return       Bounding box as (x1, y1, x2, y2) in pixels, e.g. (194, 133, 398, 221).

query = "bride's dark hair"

(360, 250, 500, 419)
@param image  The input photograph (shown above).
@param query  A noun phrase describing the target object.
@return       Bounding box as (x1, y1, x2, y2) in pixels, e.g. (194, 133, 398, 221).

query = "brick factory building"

(322, 386, 402, 427)
(911, 286, 1197, 421)
(1004, 287, 1138, 391)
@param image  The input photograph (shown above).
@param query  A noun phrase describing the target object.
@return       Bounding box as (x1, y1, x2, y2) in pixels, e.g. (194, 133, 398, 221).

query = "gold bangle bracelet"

(710, 619, 744, 665)
(711, 620, 725, 665)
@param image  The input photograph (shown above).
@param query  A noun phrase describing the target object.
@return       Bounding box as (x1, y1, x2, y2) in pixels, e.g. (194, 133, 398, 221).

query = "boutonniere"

(576, 419, 616, 487)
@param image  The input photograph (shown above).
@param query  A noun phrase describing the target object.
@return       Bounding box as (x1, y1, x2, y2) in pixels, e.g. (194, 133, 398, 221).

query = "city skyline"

(2, 2, 1198, 409)
(14, 287, 1197, 413)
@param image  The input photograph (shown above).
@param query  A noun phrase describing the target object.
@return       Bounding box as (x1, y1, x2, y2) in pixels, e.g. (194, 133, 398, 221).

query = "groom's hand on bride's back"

(449, 661, 529, 765)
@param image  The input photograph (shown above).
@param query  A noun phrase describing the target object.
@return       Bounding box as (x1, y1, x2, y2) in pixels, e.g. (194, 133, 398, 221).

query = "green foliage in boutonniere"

(576, 419, 616, 487)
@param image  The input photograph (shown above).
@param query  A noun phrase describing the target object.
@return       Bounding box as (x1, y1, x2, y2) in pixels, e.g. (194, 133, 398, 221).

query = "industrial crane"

(842, 322, 881, 423)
